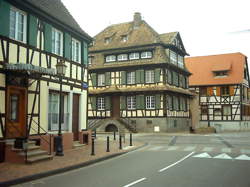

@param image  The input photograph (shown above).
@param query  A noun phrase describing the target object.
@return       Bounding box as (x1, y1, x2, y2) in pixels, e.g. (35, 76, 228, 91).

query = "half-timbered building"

(185, 53, 250, 132)
(0, 0, 92, 163)
(88, 13, 193, 133)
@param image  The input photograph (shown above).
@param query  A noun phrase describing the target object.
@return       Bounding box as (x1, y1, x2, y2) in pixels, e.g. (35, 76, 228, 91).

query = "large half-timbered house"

(0, 0, 92, 163)
(88, 13, 193, 133)
(185, 53, 250, 131)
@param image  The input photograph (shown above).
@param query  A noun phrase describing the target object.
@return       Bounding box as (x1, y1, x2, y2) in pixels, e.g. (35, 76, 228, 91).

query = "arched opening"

(105, 124, 118, 132)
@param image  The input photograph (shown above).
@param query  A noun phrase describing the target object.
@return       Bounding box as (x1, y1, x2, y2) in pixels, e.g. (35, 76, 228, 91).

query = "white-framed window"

(48, 92, 69, 131)
(97, 74, 105, 86)
(129, 52, 140, 60)
(170, 51, 177, 65)
(104, 37, 111, 44)
(71, 38, 81, 62)
(146, 96, 155, 109)
(52, 28, 63, 56)
(145, 70, 154, 83)
(127, 96, 136, 110)
(127, 71, 135, 84)
(106, 55, 116, 62)
(97, 97, 105, 110)
(178, 55, 184, 68)
(141, 51, 152, 59)
(117, 54, 128, 61)
(9, 7, 27, 43)
(223, 105, 231, 116)
(121, 35, 128, 42)
(88, 56, 93, 66)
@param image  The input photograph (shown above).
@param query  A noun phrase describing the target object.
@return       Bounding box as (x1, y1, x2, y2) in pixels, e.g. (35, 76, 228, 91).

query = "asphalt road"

(15, 132, 250, 187)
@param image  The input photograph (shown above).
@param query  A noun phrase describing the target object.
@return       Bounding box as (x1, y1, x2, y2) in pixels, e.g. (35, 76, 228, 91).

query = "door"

(112, 96, 120, 119)
(6, 86, 27, 138)
(72, 94, 80, 141)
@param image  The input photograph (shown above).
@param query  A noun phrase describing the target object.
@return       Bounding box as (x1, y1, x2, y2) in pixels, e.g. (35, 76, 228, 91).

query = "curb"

(0, 143, 147, 186)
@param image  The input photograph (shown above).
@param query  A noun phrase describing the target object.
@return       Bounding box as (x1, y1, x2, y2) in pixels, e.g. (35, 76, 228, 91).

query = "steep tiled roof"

(23, 0, 92, 40)
(159, 32, 178, 44)
(185, 53, 247, 86)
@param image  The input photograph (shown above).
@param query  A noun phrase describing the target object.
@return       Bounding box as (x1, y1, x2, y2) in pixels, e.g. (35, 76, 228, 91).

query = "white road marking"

(167, 146, 179, 151)
(193, 152, 212, 158)
(235, 154, 250, 161)
(123, 178, 146, 187)
(158, 152, 194, 172)
(148, 146, 164, 151)
(202, 147, 213, 152)
(240, 149, 250, 154)
(184, 146, 196, 151)
(213, 153, 232, 159)
(221, 148, 231, 153)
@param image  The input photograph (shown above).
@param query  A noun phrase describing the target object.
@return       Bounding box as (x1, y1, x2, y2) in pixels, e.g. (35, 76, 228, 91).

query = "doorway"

(111, 96, 120, 119)
(72, 94, 80, 141)
(6, 86, 27, 138)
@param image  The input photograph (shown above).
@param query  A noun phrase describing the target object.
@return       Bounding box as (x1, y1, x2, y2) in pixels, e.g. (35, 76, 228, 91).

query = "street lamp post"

(55, 59, 67, 156)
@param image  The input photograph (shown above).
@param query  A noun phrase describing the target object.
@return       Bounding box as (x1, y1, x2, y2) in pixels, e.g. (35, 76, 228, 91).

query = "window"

(121, 35, 128, 42)
(173, 71, 179, 86)
(214, 71, 228, 77)
(106, 55, 116, 62)
(145, 70, 154, 83)
(52, 28, 63, 56)
(48, 92, 69, 131)
(10, 94, 19, 121)
(167, 69, 172, 84)
(88, 56, 93, 66)
(167, 95, 173, 110)
(9, 7, 27, 42)
(117, 54, 128, 61)
(201, 105, 208, 115)
(146, 96, 155, 109)
(170, 51, 177, 65)
(129, 52, 140, 60)
(127, 96, 136, 110)
(173, 96, 179, 111)
(223, 105, 231, 116)
(200, 87, 207, 96)
(97, 97, 105, 110)
(104, 37, 111, 44)
(214, 108, 221, 116)
(127, 71, 135, 84)
(141, 51, 152, 59)
(178, 55, 184, 68)
(97, 74, 105, 86)
(221, 86, 229, 96)
(71, 38, 81, 62)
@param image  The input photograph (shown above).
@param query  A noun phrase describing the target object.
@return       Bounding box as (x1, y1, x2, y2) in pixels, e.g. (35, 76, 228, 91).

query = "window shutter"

(121, 71, 126, 85)
(216, 87, 221, 96)
(136, 95, 144, 109)
(105, 72, 111, 86)
(207, 87, 213, 96)
(230, 86, 234, 96)
(0, 0, 10, 37)
(155, 94, 161, 109)
(120, 96, 126, 110)
(64, 33, 71, 60)
(44, 23, 52, 52)
(82, 42, 88, 65)
(105, 96, 111, 110)
(155, 68, 161, 83)
(140, 70, 145, 83)
(28, 15, 38, 47)
(90, 97, 96, 110)
(136, 70, 141, 84)
(91, 73, 97, 87)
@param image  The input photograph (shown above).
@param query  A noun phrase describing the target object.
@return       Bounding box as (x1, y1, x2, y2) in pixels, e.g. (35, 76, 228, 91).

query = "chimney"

(133, 12, 142, 28)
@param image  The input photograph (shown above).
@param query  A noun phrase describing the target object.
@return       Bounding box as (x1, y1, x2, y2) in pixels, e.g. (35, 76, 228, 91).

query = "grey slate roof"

(23, 0, 92, 40)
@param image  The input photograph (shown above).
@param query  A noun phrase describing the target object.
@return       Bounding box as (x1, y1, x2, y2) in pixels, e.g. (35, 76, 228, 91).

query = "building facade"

(0, 0, 92, 163)
(185, 53, 250, 132)
(88, 13, 193, 133)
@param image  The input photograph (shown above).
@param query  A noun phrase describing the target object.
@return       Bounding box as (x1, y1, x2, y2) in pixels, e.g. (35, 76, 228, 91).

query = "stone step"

(12, 145, 41, 152)
(73, 141, 85, 148)
(26, 154, 53, 164)
(19, 149, 48, 157)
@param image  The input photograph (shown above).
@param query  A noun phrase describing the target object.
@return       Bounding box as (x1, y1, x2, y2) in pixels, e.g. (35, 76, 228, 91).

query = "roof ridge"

(186, 52, 246, 59)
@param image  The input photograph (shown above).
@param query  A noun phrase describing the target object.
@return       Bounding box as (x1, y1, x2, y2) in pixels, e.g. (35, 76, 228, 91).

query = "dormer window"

(104, 37, 111, 44)
(117, 54, 128, 61)
(106, 55, 116, 62)
(141, 51, 152, 59)
(214, 71, 228, 77)
(121, 35, 128, 42)
(129, 52, 139, 60)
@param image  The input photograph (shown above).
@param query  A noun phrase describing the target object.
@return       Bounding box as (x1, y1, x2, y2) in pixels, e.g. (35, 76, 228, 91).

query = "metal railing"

(118, 118, 137, 133)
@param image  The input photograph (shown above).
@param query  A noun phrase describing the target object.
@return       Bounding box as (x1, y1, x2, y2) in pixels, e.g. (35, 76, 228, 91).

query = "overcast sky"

(62, 0, 250, 59)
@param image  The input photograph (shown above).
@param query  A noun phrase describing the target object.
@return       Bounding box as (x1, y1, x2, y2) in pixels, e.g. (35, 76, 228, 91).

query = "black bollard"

(119, 135, 122, 149)
(91, 137, 95, 156)
(107, 136, 110, 152)
(130, 133, 132, 146)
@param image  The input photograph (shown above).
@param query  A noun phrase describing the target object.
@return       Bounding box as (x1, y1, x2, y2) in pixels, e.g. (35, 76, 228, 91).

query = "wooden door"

(6, 86, 27, 138)
(112, 96, 120, 119)
(72, 94, 80, 141)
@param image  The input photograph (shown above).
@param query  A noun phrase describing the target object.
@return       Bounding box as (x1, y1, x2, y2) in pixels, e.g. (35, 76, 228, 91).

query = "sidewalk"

(0, 137, 144, 186)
